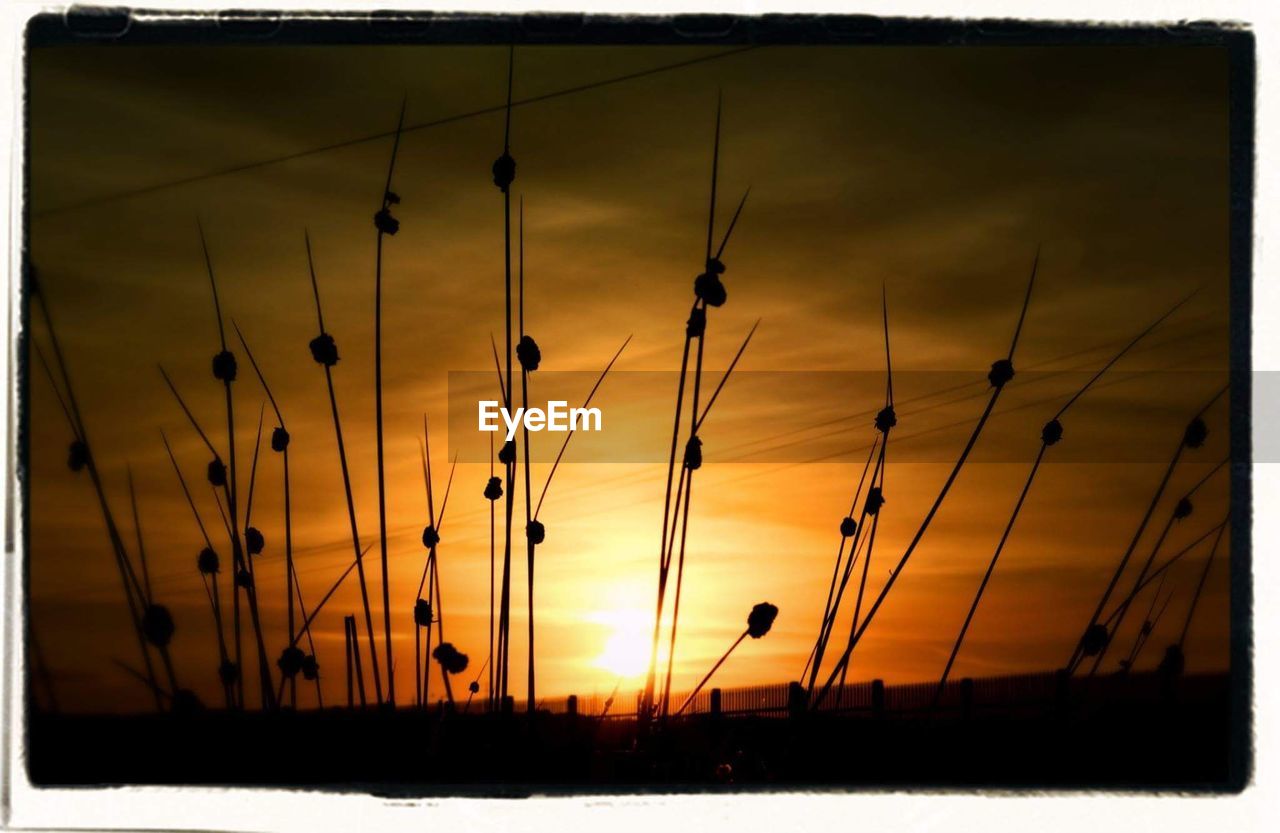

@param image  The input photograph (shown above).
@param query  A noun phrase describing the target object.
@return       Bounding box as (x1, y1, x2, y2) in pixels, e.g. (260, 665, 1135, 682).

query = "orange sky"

(25, 45, 1232, 712)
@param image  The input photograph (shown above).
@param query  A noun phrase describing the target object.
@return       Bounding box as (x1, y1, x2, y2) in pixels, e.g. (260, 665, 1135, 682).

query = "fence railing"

(442, 668, 1220, 720)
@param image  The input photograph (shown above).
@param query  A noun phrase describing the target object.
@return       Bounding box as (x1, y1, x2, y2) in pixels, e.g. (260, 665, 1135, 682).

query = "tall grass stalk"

(813, 252, 1040, 708)
(125, 466, 181, 697)
(806, 289, 894, 696)
(1176, 521, 1229, 651)
(1118, 573, 1173, 672)
(288, 559, 324, 706)
(801, 434, 879, 687)
(520, 332, 632, 712)
(161, 429, 234, 707)
(345, 615, 367, 708)
(492, 46, 518, 707)
(233, 321, 303, 707)
(517, 200, 537, 714)
(660, 319, 756, 716)
(934, 292, 1193, 702)
(373, 100, 408, 706)
(487, 335, 508, 710)
(304, 230, 383, 704)
(674, 602, 777, 716)
(197, 224, 276, 710)
(643, 97, 753, 720)
(345, 615, 355, 707)
(415, 419, 458, 710)
(1104, 518, 1227, 622)
(159, 364, 274, 707)
(30, 293, 162, 710)
(489, 433, 496, 705)
(1067, 384, 1227, 674)
(275, 541, 375, 704)
(1088, 453, 1228, 675)
(416, 422, 438, 709)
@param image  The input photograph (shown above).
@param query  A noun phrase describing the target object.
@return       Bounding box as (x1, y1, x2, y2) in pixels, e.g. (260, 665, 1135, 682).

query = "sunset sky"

(26, 44, 1231, 712)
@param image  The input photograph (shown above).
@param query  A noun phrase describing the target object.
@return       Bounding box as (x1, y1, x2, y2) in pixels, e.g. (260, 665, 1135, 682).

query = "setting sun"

(590, 608, 668, 680)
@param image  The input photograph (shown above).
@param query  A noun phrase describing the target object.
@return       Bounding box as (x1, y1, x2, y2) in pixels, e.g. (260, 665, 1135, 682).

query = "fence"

(445, 668, 1221, 720)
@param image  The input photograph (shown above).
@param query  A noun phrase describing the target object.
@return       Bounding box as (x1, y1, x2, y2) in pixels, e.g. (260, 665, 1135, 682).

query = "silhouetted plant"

(372, 98, 408, 706)
(675, 602, 779, 716)
(814, 252, 1041, 708)
(644, 95, 755, 721)
(413, 416, 458, 710)
(161, 429, 233, 708)
(933, 291, 1194, 704)
(195, 224, 276, 710)
(304, 230, 383, 706)
(234, 319, 318, 707)
(432, 642, 470, 706)
(30, 290, 163, 710)
(1071, 385, 1227, 676)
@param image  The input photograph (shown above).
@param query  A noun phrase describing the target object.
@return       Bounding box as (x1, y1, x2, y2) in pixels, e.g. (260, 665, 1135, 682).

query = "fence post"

(960, 677, 974, 721)
(788, 681, 806, 720)
(871, 679, 885, 719)
(566, 694, 578, 717)
(710, 687, 722, 717)
(1054, 668, 1070, 717)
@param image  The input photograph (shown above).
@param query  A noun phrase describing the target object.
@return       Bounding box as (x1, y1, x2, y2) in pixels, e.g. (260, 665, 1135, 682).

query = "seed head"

(468, 680, 480, 694)
(839, 517, 857, 538)
(874, 406, 897, 434)
(746, 602, 778, 639)
(421, 525, 440, 549)
(492, 152, 517, 192)
(414, 598, 433, 627)
(309, 333, 339, 367)
(432, 642, 470, 675)
(516, 335, 542, 371)
(684, 436, 703, 471)
(245, 526, 265, 555)
(498, 440, 516, 465)
(207, 458, 227, 488)
(197, 547, 220, 575)
(218, 659, 239, 686)
(1184, 417, 1208, 449)
(484, 476, 503, 501)
(864, 486, 885, 516)
(270, 426, 290, 452)
(693, 272, 727, 308)
(526, 520, 546, 546)
(301, 654, 320, 681)
(987, 358, 1015, 389)
(212, 350, 238, 383)
(277, 646, 305, 678)
(374, 207, 400, 236)
(1041, 418, 1064, 446)
(142, 604, 175, 648)
(1080, 623, 1109, 657)
(234, 568, 253, 589)
(1174, 497, 1193, 520)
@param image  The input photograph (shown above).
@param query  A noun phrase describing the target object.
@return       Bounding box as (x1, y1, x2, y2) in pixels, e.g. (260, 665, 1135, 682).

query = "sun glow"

(589, 608, 667, 681)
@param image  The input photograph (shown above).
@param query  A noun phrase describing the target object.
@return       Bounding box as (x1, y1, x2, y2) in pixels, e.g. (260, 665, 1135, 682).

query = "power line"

(34, 45, 760, 218)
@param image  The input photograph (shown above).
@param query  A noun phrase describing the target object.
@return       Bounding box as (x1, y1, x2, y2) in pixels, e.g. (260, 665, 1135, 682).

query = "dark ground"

(27, 672, 1242, 794)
